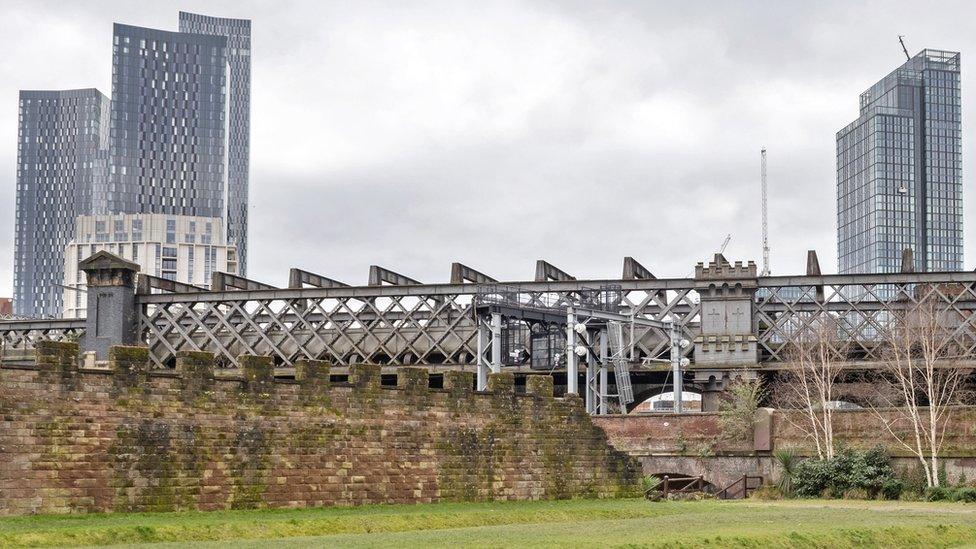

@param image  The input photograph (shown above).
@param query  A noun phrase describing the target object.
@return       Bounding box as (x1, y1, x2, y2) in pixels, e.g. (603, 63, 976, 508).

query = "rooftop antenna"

(898, 35, 911, 61)
(760, 148, 770, 276)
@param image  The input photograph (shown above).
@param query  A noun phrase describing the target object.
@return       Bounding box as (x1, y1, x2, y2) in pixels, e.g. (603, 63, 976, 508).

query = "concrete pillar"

(476, 321, 488, 390)
(599, 330, 608, 414)
(79, 251, 140, 360)
(566, 308, 578, 394)
(490, 312, 502, 374)
(701, 386, 724, 412)
(585, 330, 596, 413)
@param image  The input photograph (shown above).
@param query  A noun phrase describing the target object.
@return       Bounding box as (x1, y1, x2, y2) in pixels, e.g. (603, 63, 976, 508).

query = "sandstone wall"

(594, 408, 976, 486)
(0, 342, 639, 516)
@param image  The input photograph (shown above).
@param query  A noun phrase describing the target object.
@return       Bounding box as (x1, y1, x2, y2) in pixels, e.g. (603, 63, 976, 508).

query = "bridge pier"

(692, 254, 760, 410)
(79, 252, 139, 361)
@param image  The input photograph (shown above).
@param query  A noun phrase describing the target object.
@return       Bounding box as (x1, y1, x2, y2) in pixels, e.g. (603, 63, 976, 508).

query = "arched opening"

(630, 390, 702, 413)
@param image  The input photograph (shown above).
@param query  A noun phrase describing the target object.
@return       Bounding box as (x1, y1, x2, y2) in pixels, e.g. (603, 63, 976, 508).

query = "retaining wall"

(0, 342, 639, 515)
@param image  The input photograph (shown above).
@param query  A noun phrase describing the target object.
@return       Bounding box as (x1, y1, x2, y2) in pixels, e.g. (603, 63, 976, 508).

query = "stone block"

(176, 351, 215, 399)
(35, 341, 80, 388)
(526, 376, 554, 398)
(349, 363, 380, 390)
(443, 370, 474, 393)
(397, 367, 429, 395)
(487, 372, 515, 394)
(109, 346, 150, 390)
(754, 407, 773, 452)
(240, 355, 275, 397)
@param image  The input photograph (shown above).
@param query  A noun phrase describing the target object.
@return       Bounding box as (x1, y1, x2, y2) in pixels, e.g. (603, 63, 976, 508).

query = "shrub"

(930, 486, 976, 503)
(899, 464, 929, 497)
(881, 478, 904, 500)
(792, 446, 897, 499)
(952, 487, 976, 503)
(640, 475, 661, 492)
(774, 448, 798, 496)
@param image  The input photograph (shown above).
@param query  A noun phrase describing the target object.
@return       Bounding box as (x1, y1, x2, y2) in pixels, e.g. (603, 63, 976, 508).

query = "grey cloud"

(1, 0, 974, 297)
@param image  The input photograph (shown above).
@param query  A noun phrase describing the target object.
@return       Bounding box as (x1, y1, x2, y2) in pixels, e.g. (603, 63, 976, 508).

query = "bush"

(640, 475, 661, 492)
(899, 464, 929, 497)
(881, 478, 904, 500)
(792, 446, 898, 499)
(773, 448, 798, 496)
(952, 487, 976, 503)
(928, 486, 976, 503)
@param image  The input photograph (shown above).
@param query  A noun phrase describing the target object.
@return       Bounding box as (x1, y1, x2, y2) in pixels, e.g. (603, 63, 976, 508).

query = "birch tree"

(773, 316, 847, 460)
(871, 293, 966, 488)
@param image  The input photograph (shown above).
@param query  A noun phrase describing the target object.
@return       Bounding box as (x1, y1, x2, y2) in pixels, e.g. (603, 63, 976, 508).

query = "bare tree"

(772, 315, 847, 460)
(871, 292, 966, 488)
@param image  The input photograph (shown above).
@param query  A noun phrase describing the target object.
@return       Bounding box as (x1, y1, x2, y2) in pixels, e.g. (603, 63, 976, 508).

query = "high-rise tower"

(837, 50, 961, 274)
(178, 12, 251, 274)
(106, 23, 229, 223)
(13, 89, 110, 317)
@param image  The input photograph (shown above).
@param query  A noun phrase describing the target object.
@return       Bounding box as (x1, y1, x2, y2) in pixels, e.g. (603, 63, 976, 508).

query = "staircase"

(607, 321, 634, 405)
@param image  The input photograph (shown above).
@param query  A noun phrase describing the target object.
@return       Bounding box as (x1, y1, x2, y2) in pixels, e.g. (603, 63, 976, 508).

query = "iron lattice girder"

(10, 269, 976, 368)
(137, 278, 703, 368)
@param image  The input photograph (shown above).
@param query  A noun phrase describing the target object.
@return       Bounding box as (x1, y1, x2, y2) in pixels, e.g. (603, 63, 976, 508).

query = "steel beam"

(211, 272, 276, 291)
(288, 268, 348, 289)
(368, 265, 421, 286)
(450, 262, 497, 284)
(136, 274, 206, 295)
(623, 257, 656, 280)
(535, 260, 575, 282)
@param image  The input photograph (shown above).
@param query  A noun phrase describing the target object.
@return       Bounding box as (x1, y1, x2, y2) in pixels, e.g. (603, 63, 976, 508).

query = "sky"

(1, 0, 974, 294)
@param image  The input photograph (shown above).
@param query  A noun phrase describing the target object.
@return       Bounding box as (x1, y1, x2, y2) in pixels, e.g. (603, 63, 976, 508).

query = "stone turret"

(692, 254, 759, 410)
(79, 251, 140, 360)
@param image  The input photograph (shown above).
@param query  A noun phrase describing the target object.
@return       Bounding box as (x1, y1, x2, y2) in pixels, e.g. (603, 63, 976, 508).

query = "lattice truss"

(755, 281, 976, 361)
(138, 285, 702, 369)
(0, 320, 85, 351)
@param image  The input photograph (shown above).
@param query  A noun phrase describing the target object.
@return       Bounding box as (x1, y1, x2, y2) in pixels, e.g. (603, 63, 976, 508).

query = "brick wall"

(0, 343, 639, 515)
(594, 408, 976, 487)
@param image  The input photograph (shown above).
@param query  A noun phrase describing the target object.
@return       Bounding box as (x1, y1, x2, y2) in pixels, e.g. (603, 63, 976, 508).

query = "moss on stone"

(229, 423, 273, 510)
(110, 346, 151, 393)
(176, 350, 215, 403)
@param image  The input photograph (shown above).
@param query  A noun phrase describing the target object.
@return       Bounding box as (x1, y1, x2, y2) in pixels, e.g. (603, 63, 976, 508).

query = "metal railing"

(717, 474, 764, 500)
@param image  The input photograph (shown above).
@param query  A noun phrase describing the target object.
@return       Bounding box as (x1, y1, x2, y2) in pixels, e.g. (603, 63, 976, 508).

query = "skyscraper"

(837, 50, 962, 274)
(12, 12, 251, 318)
(13, 89, 110, 317)
(179, 12, 251, 274)
(106, 23, 229, 224)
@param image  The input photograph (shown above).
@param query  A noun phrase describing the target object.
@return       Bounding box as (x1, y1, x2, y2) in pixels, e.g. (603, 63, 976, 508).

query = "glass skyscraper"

(106, 23, 229, 227)
(13, 89, 110, 317)
(179, 12, 251, 274)
(837, 50, 962, 274)
(13, 11, 251, 317)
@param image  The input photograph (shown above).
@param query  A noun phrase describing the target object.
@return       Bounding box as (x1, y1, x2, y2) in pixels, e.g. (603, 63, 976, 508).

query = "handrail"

(717, 474, 764, 500)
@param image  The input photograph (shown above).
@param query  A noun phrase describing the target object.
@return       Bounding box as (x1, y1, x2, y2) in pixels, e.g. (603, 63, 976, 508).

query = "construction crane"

(898, 35, 911, 61)
(760, 148, 770, 276)
(718, 233, 731, 255)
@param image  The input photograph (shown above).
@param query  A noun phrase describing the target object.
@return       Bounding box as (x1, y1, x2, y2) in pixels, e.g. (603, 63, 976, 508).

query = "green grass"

(1, 499, 976, 548)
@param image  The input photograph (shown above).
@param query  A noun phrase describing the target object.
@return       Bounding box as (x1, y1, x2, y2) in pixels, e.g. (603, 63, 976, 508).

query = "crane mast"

(760, 148, 770, 276)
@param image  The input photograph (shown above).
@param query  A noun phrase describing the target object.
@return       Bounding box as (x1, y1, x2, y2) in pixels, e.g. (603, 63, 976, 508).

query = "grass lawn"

(2, 498, 976, 548)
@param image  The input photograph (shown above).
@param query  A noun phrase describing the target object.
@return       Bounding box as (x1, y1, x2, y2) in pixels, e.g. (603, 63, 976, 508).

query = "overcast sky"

(1, 0, 974, 294)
